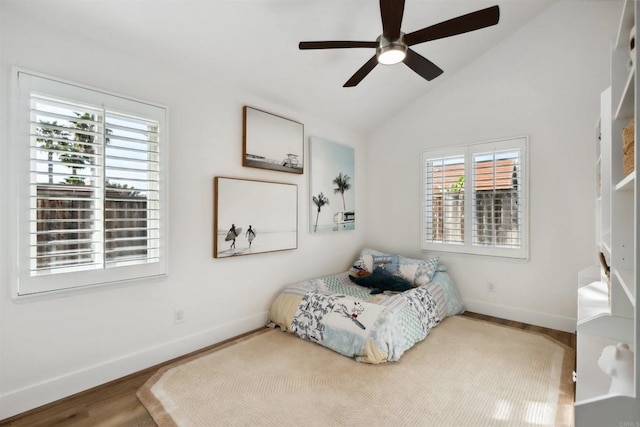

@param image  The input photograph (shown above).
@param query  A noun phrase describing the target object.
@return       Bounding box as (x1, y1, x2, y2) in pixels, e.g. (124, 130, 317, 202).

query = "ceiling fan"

(299, 0, 500, 87)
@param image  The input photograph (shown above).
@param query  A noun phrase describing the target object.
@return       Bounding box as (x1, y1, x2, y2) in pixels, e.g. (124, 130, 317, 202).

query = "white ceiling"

(8, 0, 558, 134)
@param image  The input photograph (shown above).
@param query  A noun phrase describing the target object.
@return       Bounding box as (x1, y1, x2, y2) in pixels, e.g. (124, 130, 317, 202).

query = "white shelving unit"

(575, 1, 640, 425)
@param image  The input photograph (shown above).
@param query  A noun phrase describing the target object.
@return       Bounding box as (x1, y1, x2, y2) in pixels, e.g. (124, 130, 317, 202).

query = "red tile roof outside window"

(431, 159, 517, 191)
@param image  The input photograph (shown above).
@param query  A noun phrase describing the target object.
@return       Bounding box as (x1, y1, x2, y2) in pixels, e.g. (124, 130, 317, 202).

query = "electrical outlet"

(487, 282, 495, 292)
(174, 308, 185, 324)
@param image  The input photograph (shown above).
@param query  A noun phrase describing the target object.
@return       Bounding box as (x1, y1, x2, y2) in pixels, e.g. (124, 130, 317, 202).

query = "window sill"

(13, 273, 168, 302)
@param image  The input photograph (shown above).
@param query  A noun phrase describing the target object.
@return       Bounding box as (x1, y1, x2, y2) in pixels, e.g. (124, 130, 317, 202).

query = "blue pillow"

(349, 267, 413, 295)
(371, 254, 399, 274)
(429, 270, 465, 316)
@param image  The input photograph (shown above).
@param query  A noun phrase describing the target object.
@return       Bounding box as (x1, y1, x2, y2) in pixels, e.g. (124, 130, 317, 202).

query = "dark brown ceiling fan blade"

(404, 5, 499, 46)
(301, 3, 500, 87)
(344, 55, 379, 87)
(380, 0, 405, 40)
(299, 41, 377, 50)
(403, 48, 443, 81)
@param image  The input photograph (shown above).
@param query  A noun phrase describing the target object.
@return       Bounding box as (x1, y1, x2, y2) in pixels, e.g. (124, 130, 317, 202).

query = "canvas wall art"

(309, 137, 355, 233)
(214, 177, 297, 258)
(243, 106, 304, 174)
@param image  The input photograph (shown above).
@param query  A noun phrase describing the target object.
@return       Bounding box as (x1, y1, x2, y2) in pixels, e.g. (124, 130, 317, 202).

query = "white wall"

(365, 1, 621, 332)
(0, 0, 623, 419)
(0, 4, 367, 419)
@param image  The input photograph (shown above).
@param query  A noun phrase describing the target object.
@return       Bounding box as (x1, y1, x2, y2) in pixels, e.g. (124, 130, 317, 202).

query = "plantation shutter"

(104, 113, 161, 267)
(16, 70, 167, 296)
(422, 136, 527, 259)
(29, 95, 104, 275)
(471, 148, 523, 249)
(423, 153, 465, 244)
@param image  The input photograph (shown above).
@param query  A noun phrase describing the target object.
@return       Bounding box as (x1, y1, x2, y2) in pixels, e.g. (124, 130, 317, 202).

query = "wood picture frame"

(242, 106, 304, 174)
(214, 177, 298, 258)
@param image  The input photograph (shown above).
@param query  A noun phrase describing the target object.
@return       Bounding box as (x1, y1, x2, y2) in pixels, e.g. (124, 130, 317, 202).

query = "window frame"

(421, 136, 529, 260)
(11, 68, 169, 298)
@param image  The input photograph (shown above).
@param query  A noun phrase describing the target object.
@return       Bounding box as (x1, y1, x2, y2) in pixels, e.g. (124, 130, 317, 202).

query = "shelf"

(614, 268, 636, 306)
(578, 281, 611, 322)
(575, 395, 640, 426)
(614, 67, 635, 120)
(577, 2, 639, 424)
(578, 314, 634, 345)
(579, 265, 604, 286)
(576, 332, 634, 403)
(614, 0, 635, 50)
(615, 171, 635, 191)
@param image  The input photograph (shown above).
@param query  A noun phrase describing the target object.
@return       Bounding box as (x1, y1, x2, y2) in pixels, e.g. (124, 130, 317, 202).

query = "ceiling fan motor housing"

(376, 33, 407, 65)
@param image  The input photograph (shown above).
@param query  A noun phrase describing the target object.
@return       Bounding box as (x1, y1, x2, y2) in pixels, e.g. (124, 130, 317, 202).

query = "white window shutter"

(422, 137, 527, 259)
(29, 95, 105, 275)
(15, 70, 168, 296)
(104, 113, 161, 267)
(471, 148, 523, 249)
(423, 154, 465, 245)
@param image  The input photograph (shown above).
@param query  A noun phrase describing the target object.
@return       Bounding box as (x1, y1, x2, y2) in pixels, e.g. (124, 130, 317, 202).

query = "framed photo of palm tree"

(214, 177, 298, 258)
(309, 137, 355, 233)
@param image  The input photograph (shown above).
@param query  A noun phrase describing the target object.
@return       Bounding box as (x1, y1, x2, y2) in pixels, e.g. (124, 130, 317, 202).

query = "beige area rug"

(137, 316, 574, 426)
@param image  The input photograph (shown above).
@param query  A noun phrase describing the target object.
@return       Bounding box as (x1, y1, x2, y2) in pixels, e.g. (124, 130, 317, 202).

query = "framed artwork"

(243, 106, 304, 174)
(309, 137, 355, 233)
(214, 177, 298, 258)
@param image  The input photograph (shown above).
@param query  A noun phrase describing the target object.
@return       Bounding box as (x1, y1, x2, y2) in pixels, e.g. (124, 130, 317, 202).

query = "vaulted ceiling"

(8, 0, 557, 134)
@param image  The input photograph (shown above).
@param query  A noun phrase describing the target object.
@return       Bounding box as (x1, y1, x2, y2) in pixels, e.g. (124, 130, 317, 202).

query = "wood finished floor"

(0, 312, 576, 426)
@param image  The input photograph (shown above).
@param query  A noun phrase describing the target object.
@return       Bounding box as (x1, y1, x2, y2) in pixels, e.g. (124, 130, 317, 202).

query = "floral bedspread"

(267, 272, 441, 364)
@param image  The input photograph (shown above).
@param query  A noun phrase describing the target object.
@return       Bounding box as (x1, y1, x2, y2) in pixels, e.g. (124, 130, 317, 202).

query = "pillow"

(371, 254, 399, 274)
(429, 270, 465, 316)
(398, 263, 420, 284)
(413, 257, 439, 286)
(397, 255, 439, 285)
(356, 248, 388, 272)
(349, 267, 414, 295)
(352, 248, 439, 286)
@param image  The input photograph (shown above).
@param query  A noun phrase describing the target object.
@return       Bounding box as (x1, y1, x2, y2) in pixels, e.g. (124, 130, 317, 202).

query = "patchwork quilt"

(267, 271, 460, 364)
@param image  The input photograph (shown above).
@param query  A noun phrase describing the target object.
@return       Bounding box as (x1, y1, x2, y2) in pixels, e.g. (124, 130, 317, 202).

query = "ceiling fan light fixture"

(299, 3, 500, 87)
(376, 34, 407, 65)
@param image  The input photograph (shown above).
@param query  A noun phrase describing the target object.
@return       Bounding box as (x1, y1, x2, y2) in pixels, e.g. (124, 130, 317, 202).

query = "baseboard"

(463, 298, 576, 333)
(0, 311, 268, 420)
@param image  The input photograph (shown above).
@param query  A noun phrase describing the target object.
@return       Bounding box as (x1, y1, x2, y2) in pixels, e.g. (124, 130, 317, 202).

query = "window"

(13, 70, 168, 296)
(422, 137, 527, 259)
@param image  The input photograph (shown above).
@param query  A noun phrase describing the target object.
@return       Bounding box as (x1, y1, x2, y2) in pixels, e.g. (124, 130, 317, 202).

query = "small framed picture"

(243, 106, 304, 174)
(214, 177, 298, 258)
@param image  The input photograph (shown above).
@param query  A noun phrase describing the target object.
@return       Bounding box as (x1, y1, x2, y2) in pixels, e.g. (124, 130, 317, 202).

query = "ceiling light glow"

(378, 48, 406, 65)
